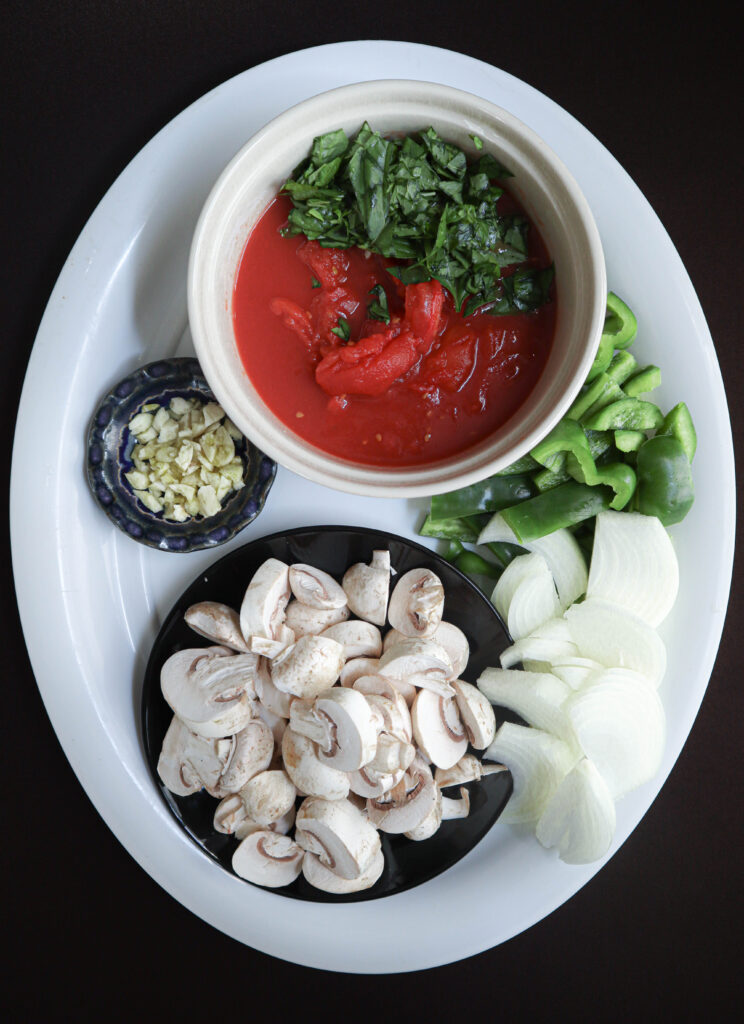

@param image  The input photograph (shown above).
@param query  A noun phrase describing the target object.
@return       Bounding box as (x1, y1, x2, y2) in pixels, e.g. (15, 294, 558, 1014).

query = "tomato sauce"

(232, 194, 555, 467)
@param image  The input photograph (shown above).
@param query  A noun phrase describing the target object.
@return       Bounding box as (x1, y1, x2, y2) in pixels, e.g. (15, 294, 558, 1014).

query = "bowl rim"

(188, 78, 607, 497)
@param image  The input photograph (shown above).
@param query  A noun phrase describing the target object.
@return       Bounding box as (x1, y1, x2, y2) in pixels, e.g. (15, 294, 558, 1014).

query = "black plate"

(142, 526, 513, 902)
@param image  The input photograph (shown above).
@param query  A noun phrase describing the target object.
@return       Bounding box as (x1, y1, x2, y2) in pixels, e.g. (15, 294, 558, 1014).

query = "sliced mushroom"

(435, 753, 488, 788)
(342, 550, 391, 626)
(302, 847, 385, 893)
(232, 830, 303, 887)
(441, 786, 471, 820)
(281, 727, 350, 800)
(404, 786, 443, 841)
(295, 797, 381, 880)
(451, 680, 497, 749)
(214, 792, 248, 834)
(430, 621, 470, 677)
(157, 716, 231, 797)
(377, 638, 454, 696)
(214, 719, 274, 795)
(160, 647, 257, 729)
(239, 558, 291, 647)
(387, 568, 444, 638)
(255, 658, 292, 718)
(271, 635, 346, 698)
(288, 564, 348, 610)
(285, 600, 349, 638)
(240, 769, 296, 825)
(339, 657, 380, 687)
(352, 670, 415, 708)
(366, 733, 416, 774)
(320, 620, 382, 660)
(363, 690, 413, 743)
(289, 687, 380, 772)
(178, 695, 255, 739)
(348, 764, 404, 799)
(249, 624, 295, 659)
(184, 601, 250, 652)
(366, 759, 438, 834)
(411, 689, 468, 769)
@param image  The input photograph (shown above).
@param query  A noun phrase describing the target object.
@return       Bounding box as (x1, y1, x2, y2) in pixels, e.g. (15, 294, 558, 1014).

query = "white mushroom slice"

(232, 830, 303, 887)
(411, 689, 468, 769)
(339, 657, 380, 687)
(434, 754, 507, 789)
(441, 786, 471, 820)
(366, 760, 438, 834)
(295, 797, 381, 880)
(270, 635, 345, 698)
(184, 602, 250, 652)
(342, 550, 391, 626)
(285, 600, 349, 638)
(320, 620, 382, 659)
(281, 728, 350, 800)
(255, 659, 292, 718)
(289, 687, 380, 772)
(387, 568, 445, 638)
(240, 769, 296, 825)
(353, 670, 416, 707)
(255, 701, 287, 746)
(288, 564, 348, 610)
(213, 719, 274, 795)
(363, 691, 412, 743)
(452, 680, 497, 750)
(302, 847, 385, 894)
(239, 558, 291, 646)
(430, 621, 470, 677)
(160, 647, 257, 725)
(348, 765, 404, 799)
(178, 694, 255, 739)
(157, 716, 230, 796)
(377, 638, 454, 695)
(249, 624, 295, 659)
(404, 787, 443, 841)
(214, 793, 248, 834)
(367, 733, 416, 774)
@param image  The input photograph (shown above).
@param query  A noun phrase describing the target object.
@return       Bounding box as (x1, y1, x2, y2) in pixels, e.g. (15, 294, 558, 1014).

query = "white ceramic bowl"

(188, 80, 606, 497)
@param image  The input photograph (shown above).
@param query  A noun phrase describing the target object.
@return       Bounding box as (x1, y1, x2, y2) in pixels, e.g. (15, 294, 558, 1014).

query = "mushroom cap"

(216, 719, 275, 795)
(366, 760, 438, 833)
(160, 647, 257, 724)
(178, 695, 254, 738)
(281, 727, 350, 800)
(240, 769, 297, 825)
(184, 601, 250, 652)
(289, 564, 348, 610)
(452, 680, 497, 749)
(285, 600, 349, 638)
(291, 687, 380, 772)
(411, 689, 469, 769)
(157, 716, 229, 796)
(348, 765, 404, 799)
(363, 691, 413, 743)
(255, 659, 292, 718)
(387, 568, 445, 639)
(320, 620, 383, 660)
(302, 847, 385, 894)
(341, 552, 391, 627)
(214, 793, 248, 834)
(404, 787, 443, 841)
(430, 621, 470, 678)
(232, 830, 303, 887)
(239, 557, 291, 644)
(377, 638, 454, 695)
(295, 796, 381, 880)
(339, 657, 380, 687)
(271, 635, 346, 698)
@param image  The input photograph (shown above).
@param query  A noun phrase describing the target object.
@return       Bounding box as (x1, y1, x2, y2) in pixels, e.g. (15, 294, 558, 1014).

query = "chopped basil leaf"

(470, 134, 485, 150)
(367, 284, 390, 324)
(310, 276, 320, 288)
(331, 316, 351, 341)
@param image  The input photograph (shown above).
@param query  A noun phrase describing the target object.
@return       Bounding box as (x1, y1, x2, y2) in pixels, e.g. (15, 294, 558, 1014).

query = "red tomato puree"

(233, 194, 555, 467)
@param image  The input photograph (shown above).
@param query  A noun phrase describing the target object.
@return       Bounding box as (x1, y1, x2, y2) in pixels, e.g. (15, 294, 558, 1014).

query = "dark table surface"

(3, 2, 742, 1018)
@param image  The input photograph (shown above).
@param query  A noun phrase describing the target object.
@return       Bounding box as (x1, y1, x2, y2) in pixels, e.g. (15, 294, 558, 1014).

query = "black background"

(3, 2, 742, 1019)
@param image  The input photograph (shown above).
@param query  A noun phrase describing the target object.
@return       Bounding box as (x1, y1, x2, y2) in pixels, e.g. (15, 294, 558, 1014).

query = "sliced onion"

(492, 553, 561, 640)
(529, 617, 574, 644)
(500, 634, 578, 670)
(565, 598, 667, 687)
(565, 668, 666, 798)
(484, 722, 577, 824)
(536, 757, 616, 864)
(549, 656, 604, 690)
(587, 511, 679, 627)
(479, 513, 588, 607)
(478, 667, 573, 741)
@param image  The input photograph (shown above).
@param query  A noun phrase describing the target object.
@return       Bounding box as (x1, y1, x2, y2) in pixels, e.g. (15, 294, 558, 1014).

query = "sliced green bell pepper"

(605, 350, 638, 385)
(500, 481, 613, 543)
(419, 514, 482, 544)
(430, 472, 535, 519)
(603, 292, 638, 350)
(659, 401, 697, 462)
(583, 397, 664, 431)
(614, 429, 646, 453)
(454, 551, 501, 580)
(624, 365, 662, 398)
(636, 434, 694, 525)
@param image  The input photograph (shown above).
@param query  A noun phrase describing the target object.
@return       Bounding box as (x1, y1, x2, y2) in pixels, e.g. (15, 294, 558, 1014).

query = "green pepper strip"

(455, 551, 501, 580)
(430, 472, 535, 519)
(614, 429, 646, 453)
(603, 292, 638, 350)
(495, 453, 541, 476)
(500, 481, 613, 543)
(530, 419, 635, 510)
(419, 514, 481, 544)
(486, 541, 526, 568)
(624, 365, 661, 398)
(659, 401, 697, 462)
(636, 434, 694, 526)
(605, 350, 638, 385)
(583, 397, 664, 431)
(585, 331, 615, 384)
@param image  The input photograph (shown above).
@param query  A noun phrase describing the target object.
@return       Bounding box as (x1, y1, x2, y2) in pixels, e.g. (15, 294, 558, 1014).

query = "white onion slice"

(565, 668, 666, 798)
(587, 511, 679, 627)
(528, 617, 574, 644)
(484, 722, 577, 824)
(536, 757, 616, 864)
(492, 553, 561, 640)
(549, 656, 604, 690)
(479, 514, 588, 607)
(478, 667, 573, 741)
(565, 598, 667, 687)
(500, 635, 578, 670)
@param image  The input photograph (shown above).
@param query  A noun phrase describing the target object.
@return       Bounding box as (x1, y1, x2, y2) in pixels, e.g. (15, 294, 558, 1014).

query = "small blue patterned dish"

(86, 358, 276, 552)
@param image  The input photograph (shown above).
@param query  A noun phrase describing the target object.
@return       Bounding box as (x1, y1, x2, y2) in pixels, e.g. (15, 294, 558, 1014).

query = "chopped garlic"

(125, 397, 246, 521)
